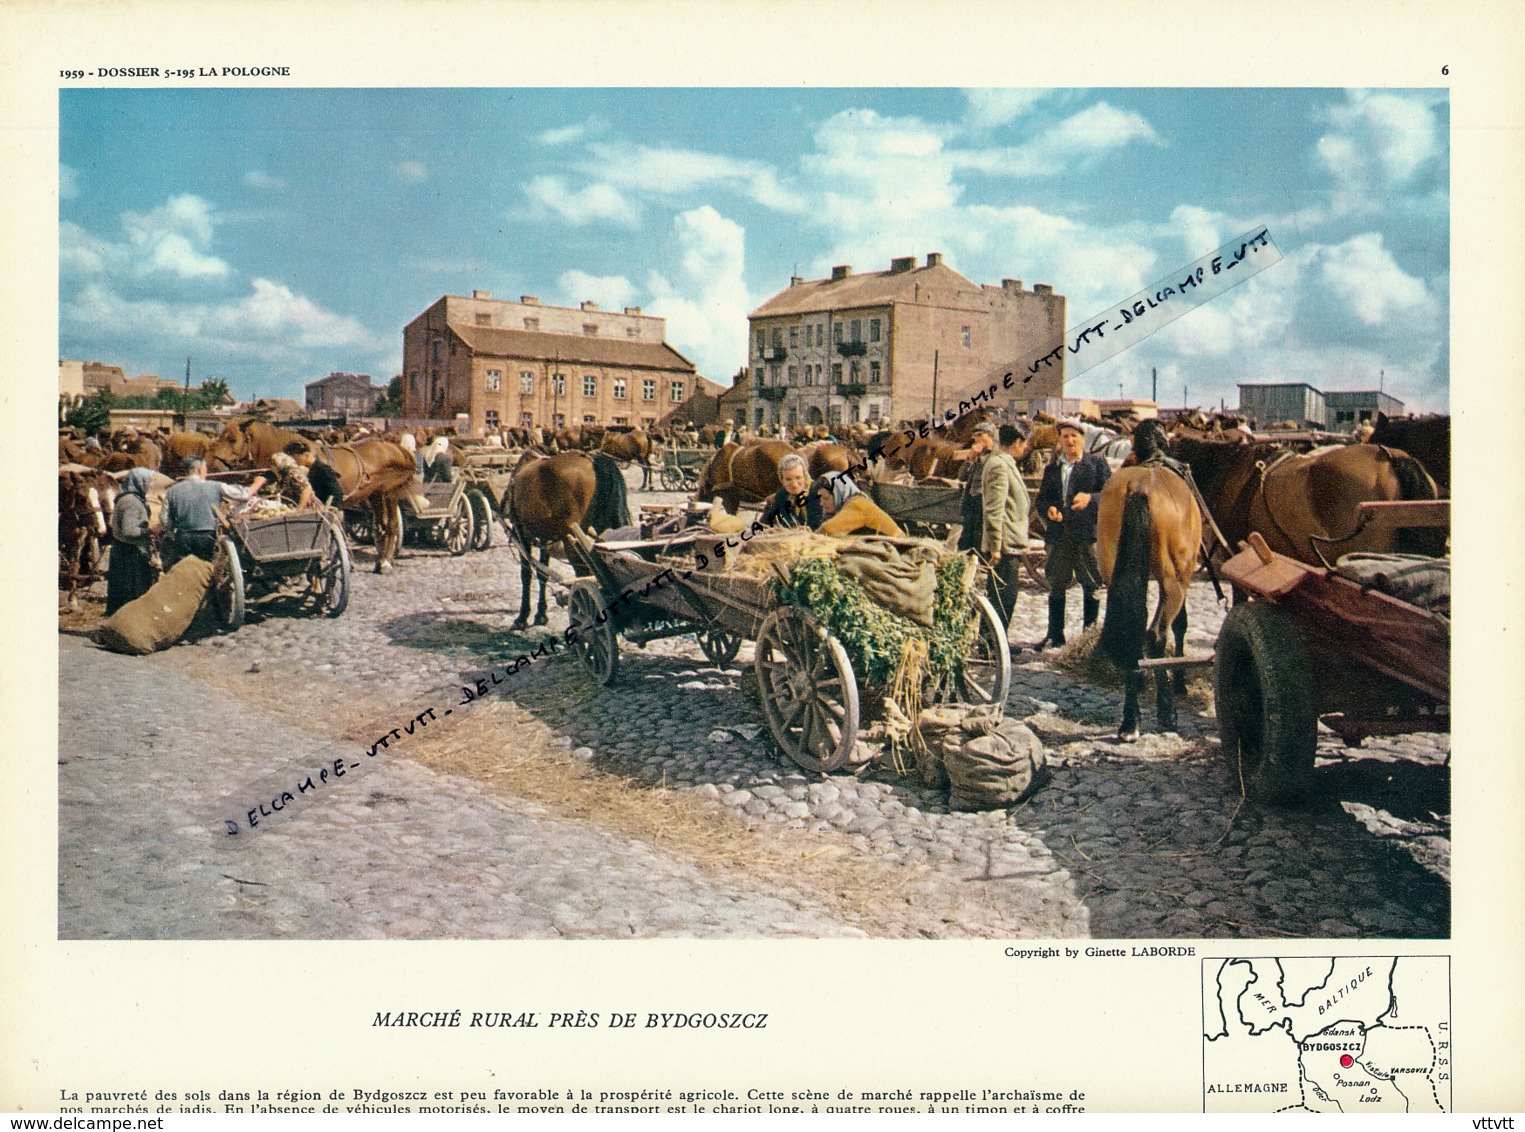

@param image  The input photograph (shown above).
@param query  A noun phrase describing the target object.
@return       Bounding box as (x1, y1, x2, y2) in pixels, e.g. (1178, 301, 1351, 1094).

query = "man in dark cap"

(980, 421, 1033, 637)
(955, 421, 999, 553)
(1034, 418, 1110, 649)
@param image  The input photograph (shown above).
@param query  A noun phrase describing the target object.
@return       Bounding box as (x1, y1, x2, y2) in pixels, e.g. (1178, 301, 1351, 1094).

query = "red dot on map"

(1340, 1055, 1354, 1068)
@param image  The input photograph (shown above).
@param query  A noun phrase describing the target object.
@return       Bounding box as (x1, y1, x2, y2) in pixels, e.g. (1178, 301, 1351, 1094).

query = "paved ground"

(58, 470, 1450, 940)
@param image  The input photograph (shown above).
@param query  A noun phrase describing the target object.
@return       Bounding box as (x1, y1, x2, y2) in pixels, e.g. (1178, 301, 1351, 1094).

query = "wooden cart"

(869, 479, 1048, 586)
(1207, 501, 1450, 803)
(457, 451, 519, 551)
(563, 529, 1012, 773)
(212, 507, 351, 630)
(656, 446, 712, 492)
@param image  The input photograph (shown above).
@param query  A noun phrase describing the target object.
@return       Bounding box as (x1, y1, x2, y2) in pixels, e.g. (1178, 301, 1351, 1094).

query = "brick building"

(305, 371, 380, 417)
(402, 291, 701, 435)
(744, 253, 1066, 429)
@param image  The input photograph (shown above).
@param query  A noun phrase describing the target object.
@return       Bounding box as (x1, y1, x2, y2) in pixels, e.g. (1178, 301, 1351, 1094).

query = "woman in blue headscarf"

(106, 467, 156, 614)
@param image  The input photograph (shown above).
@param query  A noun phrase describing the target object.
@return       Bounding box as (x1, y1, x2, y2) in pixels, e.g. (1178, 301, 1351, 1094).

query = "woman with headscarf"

(422, 435, 454, 483)
(106, 467, 156, 614)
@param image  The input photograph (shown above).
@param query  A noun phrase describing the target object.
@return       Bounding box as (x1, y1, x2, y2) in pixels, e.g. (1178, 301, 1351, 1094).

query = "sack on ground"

(94, 555, 215, 655)
(943, 717, 1047, 811)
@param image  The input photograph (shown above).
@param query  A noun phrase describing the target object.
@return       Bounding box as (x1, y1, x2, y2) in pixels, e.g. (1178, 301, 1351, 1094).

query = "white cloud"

(66, 194, 231, 280)
(60, 164, 80, 200)
(1315, 232, 1430, 326)
(394, 161, 428, 184)
(556, 270, 635, 311)
(539, 118, 607, 146)
(955, 101, 1160, 178)
(1316, 90, 1442, 216)
(522, 175, 638, 227)
(244, 169, 285, 191)
(580, 143, 807, 214)
(643, 206, 752, 379)
(962, 89, 1052, 129)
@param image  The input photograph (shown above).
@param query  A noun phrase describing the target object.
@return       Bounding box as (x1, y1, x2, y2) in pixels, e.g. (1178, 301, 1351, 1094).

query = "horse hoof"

(533, 613, 548, 627)
(510, 620, 527, 632)
(1117, 727, 1140, 743)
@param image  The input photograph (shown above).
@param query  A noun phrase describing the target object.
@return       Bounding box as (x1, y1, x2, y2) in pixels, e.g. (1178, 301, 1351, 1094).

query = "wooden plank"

(1355, 499, 1451, 531)
(1221, 545, 1314, 598)
(1135, 653, 1215, 671)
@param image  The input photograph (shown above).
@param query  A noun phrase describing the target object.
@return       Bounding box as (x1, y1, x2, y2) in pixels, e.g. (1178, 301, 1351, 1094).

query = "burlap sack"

(944, 718, 1047, 811)
(94, 556, 215, 655)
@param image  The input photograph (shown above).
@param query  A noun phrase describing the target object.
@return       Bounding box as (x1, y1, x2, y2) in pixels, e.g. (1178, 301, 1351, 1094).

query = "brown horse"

(798, 440, 863, 481)
(160, 431, 212, 479)
(1096, 424, 1204, 739)
(600, 428, 654, 466)
(1368, 412, 1450, 496)
(205, 419, 309, 472)
(696, 440, 794, 514)
(507, 451, 631, 628)
(317, 439, 418, 573)
(59, 465, 118, 610)
(1169, 428, 1443, 565)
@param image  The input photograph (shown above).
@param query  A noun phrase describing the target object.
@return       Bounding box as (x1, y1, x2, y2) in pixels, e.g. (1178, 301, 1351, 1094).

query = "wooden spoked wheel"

(754, 607, 859, 773)
(213, 536, 245, 631)
(954, 594, 1012, 707)
(466, 489, 494, 551)
(313, 514, 352, 618)
(443, 495, 473, 556)
(568, 581, 619, 686)
(697, 626, 743, 666)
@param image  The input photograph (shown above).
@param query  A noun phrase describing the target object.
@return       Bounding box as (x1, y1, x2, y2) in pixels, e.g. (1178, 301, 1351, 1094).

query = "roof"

(748, 262, 983, 319)
(450, 324, 696, 373)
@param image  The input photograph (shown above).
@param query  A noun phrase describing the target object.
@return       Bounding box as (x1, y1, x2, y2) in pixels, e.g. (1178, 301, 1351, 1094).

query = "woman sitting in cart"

(807, 470, 904, 537)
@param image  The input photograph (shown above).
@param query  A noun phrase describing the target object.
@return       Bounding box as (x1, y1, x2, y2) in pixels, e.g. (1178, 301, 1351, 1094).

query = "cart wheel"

(754, 607, 860, 773)
(1214, 601, 1318, 803)
(568, 581, 619, 686)
(213, 536, 245, 631)
(442, 495, 472, 556)
(316, 516, 351, 617)
(466, 489, 493, 551)
(344, 509, 373, 546)
(697, 626, 742, 667)
(1022, 554, 1047, 589)
(661, 466, 684, 491)
(952, 594, 1012, 707)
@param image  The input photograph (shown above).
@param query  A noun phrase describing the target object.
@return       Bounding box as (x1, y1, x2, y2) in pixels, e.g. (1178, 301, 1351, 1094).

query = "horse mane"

(586, 452, 631, 533)
(1099, 490, 1152, 671)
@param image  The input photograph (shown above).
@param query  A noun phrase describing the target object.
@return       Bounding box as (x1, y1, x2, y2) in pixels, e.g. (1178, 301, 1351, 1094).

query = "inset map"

(1202, 956, 1450, 1112)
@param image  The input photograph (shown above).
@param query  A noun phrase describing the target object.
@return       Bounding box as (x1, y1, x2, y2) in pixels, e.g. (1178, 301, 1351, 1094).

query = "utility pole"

(930, 349, 940, 421)
(1151, 366, 1157, 404)
(182, 357, 191, 426)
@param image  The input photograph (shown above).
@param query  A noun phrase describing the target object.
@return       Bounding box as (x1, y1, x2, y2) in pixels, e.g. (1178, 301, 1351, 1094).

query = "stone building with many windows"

(744, 253, 1066, 429)
(304, 371, 380, 418)
(402, 291, 700, 434)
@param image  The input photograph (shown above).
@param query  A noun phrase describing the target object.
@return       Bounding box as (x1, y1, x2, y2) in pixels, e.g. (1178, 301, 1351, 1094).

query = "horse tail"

(1100, 490, 1153, 671)
(588, 452, 631, 532)
(1382, 448, 1446, 556)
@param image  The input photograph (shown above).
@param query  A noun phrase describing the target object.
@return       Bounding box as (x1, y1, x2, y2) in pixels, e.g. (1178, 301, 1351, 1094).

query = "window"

(475, 312, 491, 326)
(671, 380, 685, 402)
(485, 369, 502, 392)
(961, 325, 971, 348)
(519, 371, 535, 394)
(789, 326, 798, 348)
(583, 375, 597, 398)
(788, 365, 798, 385)
(828, 404, 842, 426)
(849, 360, 860, 380)
(552, 373, 566, 396)
(431, 340, 442, 362)
(816, 323, 824, 346)
(552, 413, 565, 429)
(754, 367, 764, 387)
(755, 330, 765, 356)
(523, 317, 539, 331)
(583, 323, 599, 336)
(869, 318, 881, 342)
(833, 323, 843, 345)
(770, 328, 782, 348)
(642, 379, 656, 401)
(612, 416, 628, 426)
(869, 361, 881, 384)
(613, 378, 627, 399)
(521, 412, 534, 428)
(626, 326, 640, 337)
(583, 413, 597, 424)
(754, 406, 765, 428)
(850, 319, 861, 342)
(850, 402, 861, 424)
(409, 371, 420, 393)
(485, 409, 500, 430)
(787, 406, 798, 426)
(832, 363, 843, 382)
(641, 416, 655, 429)
(769, 365, 780, 385)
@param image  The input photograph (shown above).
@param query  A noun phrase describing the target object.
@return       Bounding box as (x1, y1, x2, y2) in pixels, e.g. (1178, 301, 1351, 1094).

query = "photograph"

(6, 0, 1522, 1117)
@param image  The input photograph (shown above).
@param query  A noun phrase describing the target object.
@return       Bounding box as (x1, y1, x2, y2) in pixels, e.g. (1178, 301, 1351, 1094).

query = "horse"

(1368, 412, 1450, 496)
(695, 440, 794, 514)
(600, 428, 654, 466)
(160, 431, 212, 479)
(507, 451, 631, 629)
(1167, 427, 1443, 565)
(205, 419, 309, 472)
(1096, 421, 1204, 739)
(799, 440, 863, 481)
(59, 465, 118, 610)
(301, 438, 416, 573)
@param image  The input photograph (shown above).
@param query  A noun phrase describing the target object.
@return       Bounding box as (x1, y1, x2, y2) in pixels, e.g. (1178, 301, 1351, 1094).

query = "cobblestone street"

(58, 475, 1450, 940)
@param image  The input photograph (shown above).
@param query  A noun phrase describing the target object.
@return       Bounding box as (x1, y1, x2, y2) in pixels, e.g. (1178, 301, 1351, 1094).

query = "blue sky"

(59, 87, 1449, 412)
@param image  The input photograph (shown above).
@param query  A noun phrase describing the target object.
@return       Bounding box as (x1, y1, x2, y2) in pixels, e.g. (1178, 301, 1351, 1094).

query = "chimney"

(623, 306, 642, 316)
(890, 256, 916, 273)
(790, 276, 804, 287)
(1033, 283, 1053, 295)
(1002, 279, 1022, 292)
(472, 289, 493, 300)
(520, 295, 540, 305)
(831, 265, 851, 281)
(925, 252, 943, 268)
(580, 300, 599, 311)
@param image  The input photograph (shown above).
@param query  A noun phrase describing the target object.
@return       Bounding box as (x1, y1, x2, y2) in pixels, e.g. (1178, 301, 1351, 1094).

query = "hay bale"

(943, 717, 1047, 811)
(93, 556, 214, 655)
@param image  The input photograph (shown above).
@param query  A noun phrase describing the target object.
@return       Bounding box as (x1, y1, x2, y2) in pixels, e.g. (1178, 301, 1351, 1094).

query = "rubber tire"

(1214, 600, 1318, 804)
(466, 489, 493, 551)
(216, 537, 246, 631)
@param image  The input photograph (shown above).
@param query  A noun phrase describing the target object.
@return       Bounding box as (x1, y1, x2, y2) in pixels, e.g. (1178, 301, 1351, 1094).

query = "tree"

(198, 378, 232, 407)
(65, 389, 114, 434)
(373, 375, 404, 418)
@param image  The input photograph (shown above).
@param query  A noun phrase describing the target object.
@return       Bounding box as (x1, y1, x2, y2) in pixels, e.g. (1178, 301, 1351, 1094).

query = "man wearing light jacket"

(980, 421, 1032, 636)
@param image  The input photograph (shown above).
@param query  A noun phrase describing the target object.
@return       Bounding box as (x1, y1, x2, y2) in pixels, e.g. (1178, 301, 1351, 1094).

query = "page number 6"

(1441, 65, 1449, 75)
